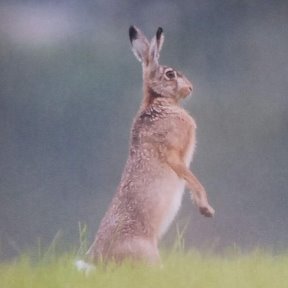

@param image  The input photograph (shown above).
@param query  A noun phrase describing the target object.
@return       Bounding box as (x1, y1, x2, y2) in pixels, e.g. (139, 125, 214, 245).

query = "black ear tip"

(156, 27, 163, 40)
(129, 25, 137, 42)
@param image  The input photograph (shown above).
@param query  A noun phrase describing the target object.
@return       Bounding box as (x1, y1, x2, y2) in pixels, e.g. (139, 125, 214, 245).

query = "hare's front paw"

(199, 204, 215, 218)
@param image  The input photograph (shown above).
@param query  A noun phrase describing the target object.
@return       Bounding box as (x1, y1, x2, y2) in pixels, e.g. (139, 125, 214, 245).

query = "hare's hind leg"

(113, 237, 160, 264)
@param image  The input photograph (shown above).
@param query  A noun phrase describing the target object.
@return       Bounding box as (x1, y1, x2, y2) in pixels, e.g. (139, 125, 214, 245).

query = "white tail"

(75, 259, 95, 275)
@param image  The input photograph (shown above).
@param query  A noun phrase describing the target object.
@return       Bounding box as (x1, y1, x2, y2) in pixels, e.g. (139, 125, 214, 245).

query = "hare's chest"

(184, 134, 196, 167)
(182, 117, 197, 167)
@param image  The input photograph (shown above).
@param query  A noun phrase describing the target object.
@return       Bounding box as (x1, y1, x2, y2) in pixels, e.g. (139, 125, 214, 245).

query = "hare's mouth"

(179, 86, 193, 98)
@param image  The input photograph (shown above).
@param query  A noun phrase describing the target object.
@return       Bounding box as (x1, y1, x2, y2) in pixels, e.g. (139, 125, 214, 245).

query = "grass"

(1, 224, 287, 287)
(0, 249, 288, 288)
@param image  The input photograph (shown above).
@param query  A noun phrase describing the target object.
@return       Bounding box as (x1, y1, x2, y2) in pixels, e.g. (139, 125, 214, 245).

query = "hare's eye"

(165, 70, 176, 80)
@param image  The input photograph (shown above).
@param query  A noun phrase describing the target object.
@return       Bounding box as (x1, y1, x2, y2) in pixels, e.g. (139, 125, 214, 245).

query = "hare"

(87, 26, 215, 265)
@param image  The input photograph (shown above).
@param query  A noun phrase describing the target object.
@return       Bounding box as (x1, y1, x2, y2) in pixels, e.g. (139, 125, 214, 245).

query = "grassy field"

(1, 249, 287, 288)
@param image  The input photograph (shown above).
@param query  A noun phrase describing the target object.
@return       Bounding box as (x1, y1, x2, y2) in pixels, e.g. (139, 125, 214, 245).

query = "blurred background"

(0, 0, 287, 259)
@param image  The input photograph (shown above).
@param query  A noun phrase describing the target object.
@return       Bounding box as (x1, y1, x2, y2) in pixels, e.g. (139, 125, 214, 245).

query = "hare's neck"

(141, 86, 177, 109)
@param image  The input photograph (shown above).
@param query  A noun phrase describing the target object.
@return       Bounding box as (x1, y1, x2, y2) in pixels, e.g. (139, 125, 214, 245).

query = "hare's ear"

(149, 27, 164, 65)
(129, 25, 149, 64)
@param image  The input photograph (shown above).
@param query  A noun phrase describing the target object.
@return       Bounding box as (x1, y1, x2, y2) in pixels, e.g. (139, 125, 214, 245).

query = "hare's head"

(129, 26, 193, 103)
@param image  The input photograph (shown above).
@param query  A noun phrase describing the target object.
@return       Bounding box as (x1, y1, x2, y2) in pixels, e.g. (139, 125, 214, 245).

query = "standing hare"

(87, 26, 215, 264)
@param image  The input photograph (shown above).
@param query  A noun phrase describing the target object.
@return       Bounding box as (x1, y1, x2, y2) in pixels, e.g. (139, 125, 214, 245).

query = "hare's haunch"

(87, 26, 215, 264)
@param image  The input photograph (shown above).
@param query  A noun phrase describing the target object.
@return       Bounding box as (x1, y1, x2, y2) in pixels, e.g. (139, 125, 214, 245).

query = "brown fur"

(87, 26, 214, 264)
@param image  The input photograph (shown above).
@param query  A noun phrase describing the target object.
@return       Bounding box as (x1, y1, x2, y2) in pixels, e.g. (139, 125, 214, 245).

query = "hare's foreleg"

(167, 152, 215, 217)
(183, 170, 215, 217)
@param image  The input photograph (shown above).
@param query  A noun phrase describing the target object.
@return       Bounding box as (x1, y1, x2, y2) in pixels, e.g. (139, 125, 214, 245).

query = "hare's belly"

(157, 177, 186, 238)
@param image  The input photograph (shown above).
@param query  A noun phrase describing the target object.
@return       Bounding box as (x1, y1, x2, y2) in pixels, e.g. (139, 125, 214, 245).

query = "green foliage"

(0, 249, 287, 288)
